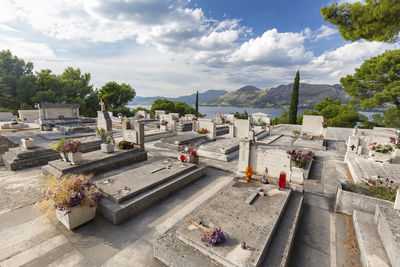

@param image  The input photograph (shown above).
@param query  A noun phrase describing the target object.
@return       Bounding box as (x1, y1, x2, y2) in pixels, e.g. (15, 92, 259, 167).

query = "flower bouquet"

(188, 218, 225, 246)
(51, 138, 73, 161)
(37, 174, 102, 230)
(369, 142, 393, 153)
(198, 128, 209, 134)
(178, 144, 199, 163)
(118, 140, 134, 150)
(322, 119, 328, 128)
(390, 135, 400, 149)
(286, 149, 313, 168)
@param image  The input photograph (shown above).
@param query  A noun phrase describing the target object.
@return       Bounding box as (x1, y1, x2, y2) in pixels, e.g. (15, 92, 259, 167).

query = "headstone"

(234, 118, 251, 139)
(36, 103, 81, 130)
(0, 112, 14, 122)
(123, 121, 145, 150)
(155, 110, 166, 118)
(195, 118, 216, 140)
(97, 111, 112, 132)
(224, 114, 235, 124)
(251, 112, 270, 126)
(137, 110, 150, 119)
(18, 110, 39, 123)
(184, 114, 195, 122)
(301, 115, 324, 137)
(238, 140, 251, 172)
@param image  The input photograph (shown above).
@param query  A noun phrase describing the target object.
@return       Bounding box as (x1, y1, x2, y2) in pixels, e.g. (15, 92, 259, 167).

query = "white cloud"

(227, 29, 313, 67)
(313, 25, 337, 41)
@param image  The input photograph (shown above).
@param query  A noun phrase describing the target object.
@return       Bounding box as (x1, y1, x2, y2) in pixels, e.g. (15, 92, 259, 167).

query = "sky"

(0, 0, 398, 97)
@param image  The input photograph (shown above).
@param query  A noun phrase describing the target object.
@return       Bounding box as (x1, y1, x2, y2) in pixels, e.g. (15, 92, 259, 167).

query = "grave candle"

(278, 171, 286, 189)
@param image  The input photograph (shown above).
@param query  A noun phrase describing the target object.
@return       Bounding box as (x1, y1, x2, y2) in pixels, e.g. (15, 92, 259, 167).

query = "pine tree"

(289, 70, 300, 124)
(195, 90, 199, 115)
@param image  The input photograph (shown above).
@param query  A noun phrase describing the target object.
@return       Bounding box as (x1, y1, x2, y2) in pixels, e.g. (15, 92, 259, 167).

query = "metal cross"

(350, 144, 356, 151)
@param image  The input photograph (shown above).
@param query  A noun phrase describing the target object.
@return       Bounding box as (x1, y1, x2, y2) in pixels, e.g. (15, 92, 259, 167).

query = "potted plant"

(287, 149, 313, 184)
(118, 140, 134, 150)
(21, 137, 35, 149)
(178, 144, 198, 163)
(61, 140, 83, 165)
(369, 142, 393, 162)
(37, 174, 102, 230)
(51, 138, 73, 162)
(97, 128, 115, 153)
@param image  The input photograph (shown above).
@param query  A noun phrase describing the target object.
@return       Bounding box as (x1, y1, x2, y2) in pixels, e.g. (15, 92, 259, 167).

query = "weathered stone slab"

(175, 183, 291, 267)
(0, 112, 13, 121)
(98, 161, 197, 204)
(375, 205, 400, 267)
(161, 133, 208, 145)
(293, 137, 326, 150)
(42, 148, 147, 178)
(198, 139, 240, 155)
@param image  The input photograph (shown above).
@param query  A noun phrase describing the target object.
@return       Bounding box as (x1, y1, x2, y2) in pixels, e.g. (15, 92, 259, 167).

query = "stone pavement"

(0, 167, 235, 266)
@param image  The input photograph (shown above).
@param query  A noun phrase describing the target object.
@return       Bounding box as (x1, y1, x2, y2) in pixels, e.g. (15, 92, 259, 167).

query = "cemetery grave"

(154, 180, 303, 267)
(95, 157, 206, 224)
(197, 138, 241, 162)
(293, 115, 327, 150)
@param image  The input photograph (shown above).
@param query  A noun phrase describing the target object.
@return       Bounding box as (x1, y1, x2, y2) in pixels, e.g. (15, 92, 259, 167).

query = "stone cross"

(100, 99, 105, 111)
(350, 144, 356, 151)
(245, 187, 264, 205)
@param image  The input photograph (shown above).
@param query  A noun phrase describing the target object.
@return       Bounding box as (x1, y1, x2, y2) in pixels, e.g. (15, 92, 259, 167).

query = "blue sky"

(0, 0, 398, 97)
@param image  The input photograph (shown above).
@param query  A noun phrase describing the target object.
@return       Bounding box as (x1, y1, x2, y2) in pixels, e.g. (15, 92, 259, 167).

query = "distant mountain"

(204, 83, 349, 108)
(131, 89, 228, 105)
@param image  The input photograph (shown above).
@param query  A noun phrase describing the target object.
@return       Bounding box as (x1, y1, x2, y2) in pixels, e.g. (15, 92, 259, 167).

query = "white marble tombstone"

(301, 115, 325, 136)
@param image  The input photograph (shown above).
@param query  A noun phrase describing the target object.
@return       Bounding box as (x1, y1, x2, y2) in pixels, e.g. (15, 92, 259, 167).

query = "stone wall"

(18, 110, 39, 123)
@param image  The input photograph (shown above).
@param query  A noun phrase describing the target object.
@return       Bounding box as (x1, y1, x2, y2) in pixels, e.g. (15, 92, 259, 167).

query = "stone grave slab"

(293, 136, 326, 150)
(98, 160, 197, 204)
(154, 182, 291, 266)
(197, 139, 240, 162)
(175, 183, 291, 267)
(354, 157, 400, 185)
(161, 133, 208, 145)
(144, 129, 176, 142)
(96, 158, 206, 224)
(42, 148, 147, 178)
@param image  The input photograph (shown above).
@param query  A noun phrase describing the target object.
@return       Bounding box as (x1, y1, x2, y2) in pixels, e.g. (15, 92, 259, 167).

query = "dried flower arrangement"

(61, 140, 83, 153)
(188, 219, 226, 246)
(51, 138, 73, 152)
(389, 134, 400, 149)
(286, 149, 313, 168)
(37, 174, 102, 215)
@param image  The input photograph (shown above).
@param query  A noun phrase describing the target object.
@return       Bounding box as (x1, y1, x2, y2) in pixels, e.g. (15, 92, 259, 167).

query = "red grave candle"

(279, 171, 286, 189)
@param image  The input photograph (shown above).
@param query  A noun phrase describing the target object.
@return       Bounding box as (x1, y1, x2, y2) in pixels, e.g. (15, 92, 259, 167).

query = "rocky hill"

(204, 83, 349, 108)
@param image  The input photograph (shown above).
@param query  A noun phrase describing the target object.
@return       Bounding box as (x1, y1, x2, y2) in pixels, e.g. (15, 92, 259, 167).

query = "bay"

(128, 104, 378, 120)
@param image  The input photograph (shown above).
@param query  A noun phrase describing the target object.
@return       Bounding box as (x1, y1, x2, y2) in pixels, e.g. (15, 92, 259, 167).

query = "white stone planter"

(392, 149, 400, 158)
(290, 166, 304, 185)
(67, 152, 82, 165)
(60, 151, 69, 162)
(101, 143, 114, 153)
(56, 205, 96, 230)
(178, 154, 194, 163)
(160, 124, 167, 132)
(21, 138, 35, 149)
(369, 150, 391, 163)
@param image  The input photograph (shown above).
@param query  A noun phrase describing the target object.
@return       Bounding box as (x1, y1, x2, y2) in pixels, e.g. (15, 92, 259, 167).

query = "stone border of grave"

(335, 181, 393, 215)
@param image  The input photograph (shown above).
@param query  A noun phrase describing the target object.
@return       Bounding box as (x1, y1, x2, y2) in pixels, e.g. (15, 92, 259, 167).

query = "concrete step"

(375, 205, 400, 267)
(262, 192, 304, 267)
(353, 210, 390, 267)
(97, 166, 207, 224)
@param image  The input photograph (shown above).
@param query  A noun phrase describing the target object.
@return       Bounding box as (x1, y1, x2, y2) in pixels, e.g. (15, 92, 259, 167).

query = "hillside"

(131, 90, 227, 105)
(204, 83, 349, 108)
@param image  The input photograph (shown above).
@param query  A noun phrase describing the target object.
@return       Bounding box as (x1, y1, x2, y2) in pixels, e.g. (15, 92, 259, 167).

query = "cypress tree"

(289, 70, 300, 124)
(195, 90, 199, 115)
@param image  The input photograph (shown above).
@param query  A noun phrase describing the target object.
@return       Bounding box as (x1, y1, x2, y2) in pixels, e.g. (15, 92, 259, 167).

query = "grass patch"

(343, 178, 398, 202)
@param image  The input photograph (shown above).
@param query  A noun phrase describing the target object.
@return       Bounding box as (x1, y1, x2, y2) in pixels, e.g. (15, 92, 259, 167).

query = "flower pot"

(21, 138, 35, 149)
(178, 154, 194, 163)
(56, 205, 96, 230)
(101, 143, 114, 153)
(60, 151, 69, 162)
(68, 152, 82, 165)
(392, 149, 400, 158)
(193, 156, 199, 164)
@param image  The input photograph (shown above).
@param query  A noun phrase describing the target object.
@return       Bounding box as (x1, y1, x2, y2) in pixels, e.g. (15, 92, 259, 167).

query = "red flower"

(180, 155, 186, 162)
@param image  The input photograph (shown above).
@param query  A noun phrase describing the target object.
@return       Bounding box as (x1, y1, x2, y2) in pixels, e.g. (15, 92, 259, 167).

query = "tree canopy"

(321, 0, 400, 43)
(99, 81, 136, 109)
(151, 99, 196, 116)
(340, 49, 400, 112)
